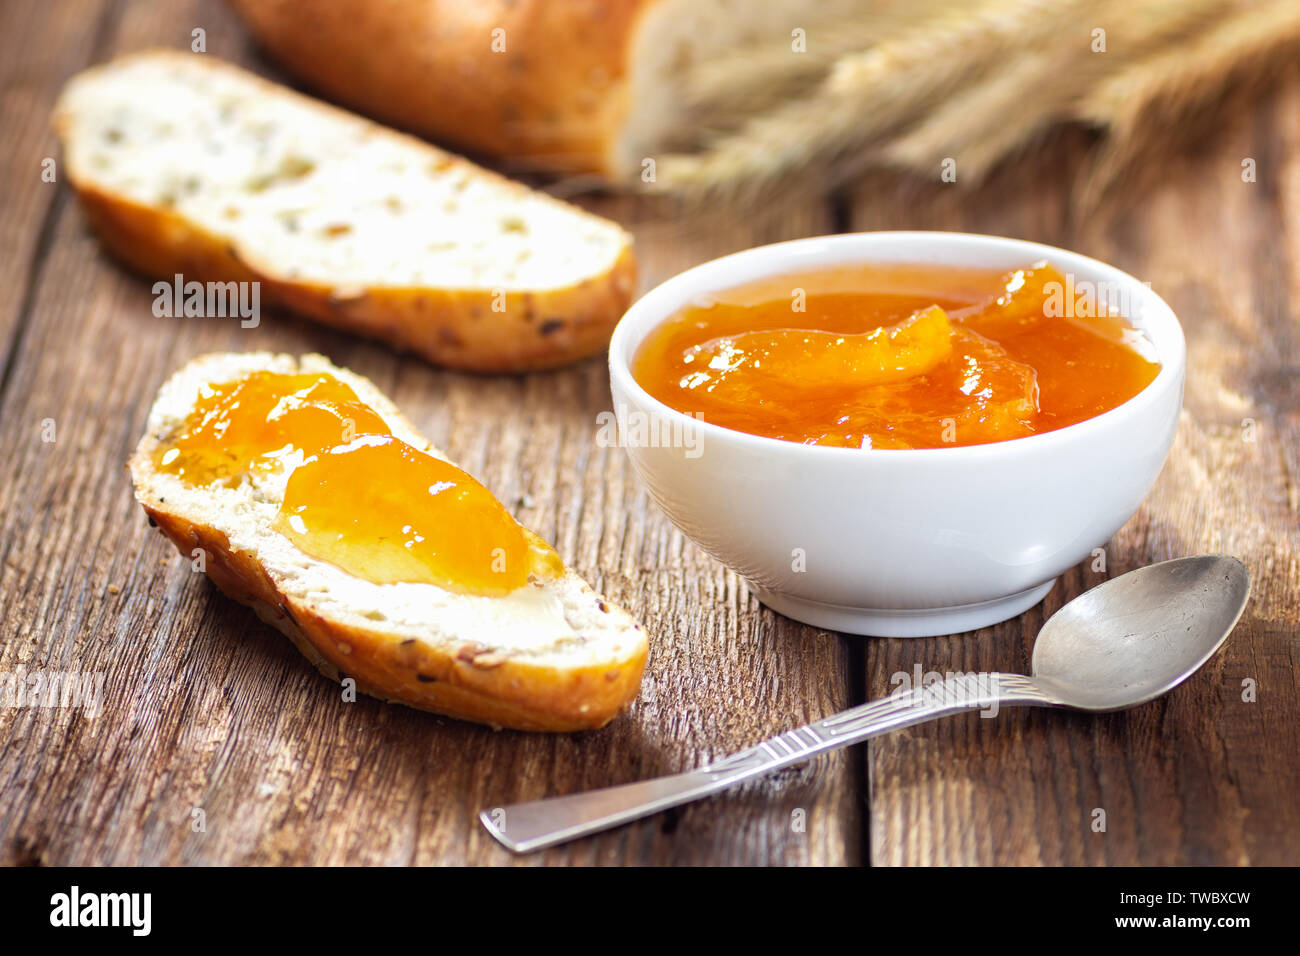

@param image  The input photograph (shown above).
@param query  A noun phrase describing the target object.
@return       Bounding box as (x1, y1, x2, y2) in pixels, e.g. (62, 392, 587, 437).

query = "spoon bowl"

(1030, 555, 1251, 711)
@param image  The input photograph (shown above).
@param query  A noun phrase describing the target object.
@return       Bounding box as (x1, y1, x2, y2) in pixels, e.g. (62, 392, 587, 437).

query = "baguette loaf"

(130, 352, 648, 731)
(228, 0, 864, 179)
(54, 51, 636, 371)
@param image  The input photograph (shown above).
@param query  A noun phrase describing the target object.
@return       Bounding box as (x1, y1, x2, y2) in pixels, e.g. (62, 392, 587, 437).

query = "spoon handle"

(480, 672, 1058, 853)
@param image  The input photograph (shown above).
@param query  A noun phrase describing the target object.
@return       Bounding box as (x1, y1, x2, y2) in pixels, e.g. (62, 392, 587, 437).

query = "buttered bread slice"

(130, 352, 647, 731)
(54, 51, 636, 371)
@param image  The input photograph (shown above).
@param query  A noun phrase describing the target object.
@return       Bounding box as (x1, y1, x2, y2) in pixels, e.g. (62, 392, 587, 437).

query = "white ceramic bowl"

(608, 232, 1185, 637)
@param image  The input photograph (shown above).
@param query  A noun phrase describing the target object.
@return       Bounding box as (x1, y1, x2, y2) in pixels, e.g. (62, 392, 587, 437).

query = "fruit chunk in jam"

(275, 435, 562, 596)
(680, 304, 954, 402)
(155, 369, 561, 595)
(632, 261, 1160, 449)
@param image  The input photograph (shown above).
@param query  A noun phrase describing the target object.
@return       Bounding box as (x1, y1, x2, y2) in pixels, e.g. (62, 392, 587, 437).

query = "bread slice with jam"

(129, 352, 647, 731)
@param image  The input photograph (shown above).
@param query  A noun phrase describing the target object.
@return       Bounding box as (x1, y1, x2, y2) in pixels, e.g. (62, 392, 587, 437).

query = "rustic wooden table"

(1, 0, 1297, 866)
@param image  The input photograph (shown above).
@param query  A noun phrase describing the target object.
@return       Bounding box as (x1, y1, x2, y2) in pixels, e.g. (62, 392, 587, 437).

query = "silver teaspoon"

(480, 555, 1249, 853)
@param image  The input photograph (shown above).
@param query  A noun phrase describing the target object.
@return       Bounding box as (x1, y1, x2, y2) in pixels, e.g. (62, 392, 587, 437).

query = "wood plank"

(9, 0, 1294, 868)
(853, 97, 1300, 864)
(0, 0, 111, 365)
(0, 0, 859, 865)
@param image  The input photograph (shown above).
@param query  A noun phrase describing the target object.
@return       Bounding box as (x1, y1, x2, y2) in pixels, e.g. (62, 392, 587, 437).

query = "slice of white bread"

(54, 50, 637, 372)
(129, 352, 648, 731)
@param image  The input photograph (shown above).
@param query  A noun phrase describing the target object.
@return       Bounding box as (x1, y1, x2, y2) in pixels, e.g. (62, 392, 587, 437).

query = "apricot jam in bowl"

(608, 233, 1185, 637)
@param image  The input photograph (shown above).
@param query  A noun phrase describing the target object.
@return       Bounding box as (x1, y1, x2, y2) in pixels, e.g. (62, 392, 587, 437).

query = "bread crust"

(55, 52, 638, 372)
(142, 507, 646, 731)
(227, 0, 656, 177)
(130, 355, 648, 732)
(73, 184, 637, 372)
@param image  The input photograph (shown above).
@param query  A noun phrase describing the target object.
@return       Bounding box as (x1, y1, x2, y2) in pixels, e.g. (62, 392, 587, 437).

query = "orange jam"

(155, 371, 392, 483)
(154, 370, 562, 595)
(632, 262, 1161, 449)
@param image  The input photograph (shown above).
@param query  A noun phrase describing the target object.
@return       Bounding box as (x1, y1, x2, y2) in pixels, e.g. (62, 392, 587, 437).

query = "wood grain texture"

(0, 0, 111, 363)
(0, 0, 858, 866)
(0, 0, 1295, 867)
(853, 108, 1300, 865)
